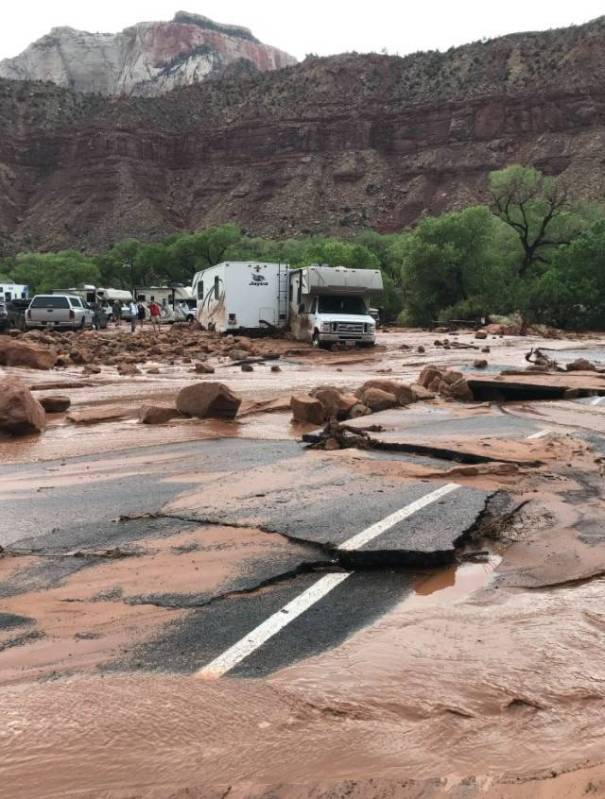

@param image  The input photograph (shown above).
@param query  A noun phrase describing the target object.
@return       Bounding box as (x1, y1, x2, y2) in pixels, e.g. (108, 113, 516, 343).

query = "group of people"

(112, 299, 162, 333)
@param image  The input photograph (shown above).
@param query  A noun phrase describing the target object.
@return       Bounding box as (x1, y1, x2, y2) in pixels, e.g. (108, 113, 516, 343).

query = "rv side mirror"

(298, 303, 305, 314)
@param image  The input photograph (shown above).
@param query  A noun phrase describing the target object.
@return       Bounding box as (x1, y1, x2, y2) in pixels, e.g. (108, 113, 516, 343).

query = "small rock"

(312, 387, 358, 420)
(481, 346, 490, 354)
(146, 367, 160, 375)
(417, 345, 426, 353)
(118, 363, 140, 376)
(271, 365, 281, 373)
(139, 405, 180, 424)
(82, 364, 101, 375)
(241, 363, 254, 372)
(194, 361, 215, 374)
(349, 403, 371, 418)
(410, 384, 435, 401)
(229, 348, 249, 361)
(324, 438, 340, 451)
(39, 395, 71, 413)
(475, 331, 488, 340)
(566, 358, 596, 372)
(473, 359, 488, 369)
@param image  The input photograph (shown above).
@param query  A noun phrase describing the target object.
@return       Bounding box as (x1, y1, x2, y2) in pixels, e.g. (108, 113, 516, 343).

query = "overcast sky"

(1, 1, 604, 61)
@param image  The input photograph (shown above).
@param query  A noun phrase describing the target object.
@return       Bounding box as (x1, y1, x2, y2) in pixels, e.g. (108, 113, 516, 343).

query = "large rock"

(0, 377, 46, 435)
(290, 394, 326, 425)
(359, 387, 398, 412)
(39, 395, 71, 413)
(358, 379, 416, 406)
(0, 339, 57, 370)
(176, 382, 242, 419)
(566, 358, 596, 372)
(418, 366, 443, 389)
(311, 387, 358, 420)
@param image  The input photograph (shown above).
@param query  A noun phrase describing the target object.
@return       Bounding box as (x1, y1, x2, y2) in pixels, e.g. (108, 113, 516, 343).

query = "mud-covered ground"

(2, 326, 605, 798)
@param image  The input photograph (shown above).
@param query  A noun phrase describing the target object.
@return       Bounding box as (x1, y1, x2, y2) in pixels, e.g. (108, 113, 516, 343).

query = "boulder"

(447, 377, 474, 402)
(139, 404, 180, 424)
(312, 387, 358, 420)
(566, 358, 596, 372)
(229, 348, 249, 361)
(118, 363, 140, 376)
(0, 339, 57, 370)
(39, 395, 71, 413)
(194, 361, 215, 374)
(176, 382, 241, 419)
(358, 379, 416, 405)
(290, 394, 326, 425)
(0, 377, 46, 435)
(360, 387, 398, 412)
(418, 366, 443, 389)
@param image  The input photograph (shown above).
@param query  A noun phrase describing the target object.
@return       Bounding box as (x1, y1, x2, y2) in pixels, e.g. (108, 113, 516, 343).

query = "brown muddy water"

(4, 558, 605, 798)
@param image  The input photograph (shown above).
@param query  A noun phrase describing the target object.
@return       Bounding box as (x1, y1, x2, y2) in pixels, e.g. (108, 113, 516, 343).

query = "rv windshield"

(317, 295, 367, 315)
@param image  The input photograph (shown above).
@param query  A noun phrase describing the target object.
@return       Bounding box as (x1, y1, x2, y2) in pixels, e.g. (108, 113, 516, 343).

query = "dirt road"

(1, 326, 605, 798)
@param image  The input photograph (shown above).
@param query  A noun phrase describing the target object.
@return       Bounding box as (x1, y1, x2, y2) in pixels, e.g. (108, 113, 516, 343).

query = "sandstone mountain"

(2, 16, 605, 252)
(0, 11, 296, 96)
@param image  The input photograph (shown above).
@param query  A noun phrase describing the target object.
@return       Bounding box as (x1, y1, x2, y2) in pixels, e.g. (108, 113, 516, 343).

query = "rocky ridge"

(0, 11, 296, 96)
(2, 17, 605, 250)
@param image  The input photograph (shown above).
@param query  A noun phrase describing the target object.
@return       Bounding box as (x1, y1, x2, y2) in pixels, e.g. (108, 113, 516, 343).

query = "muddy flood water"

(2, 327, 605, 798)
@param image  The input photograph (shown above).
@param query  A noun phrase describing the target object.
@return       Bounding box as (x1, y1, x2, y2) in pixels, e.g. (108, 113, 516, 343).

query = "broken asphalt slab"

(112, 569, 415, 677)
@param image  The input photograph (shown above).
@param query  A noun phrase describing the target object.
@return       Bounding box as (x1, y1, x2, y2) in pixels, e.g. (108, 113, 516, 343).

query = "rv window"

(197, 281, 204, 299)
(318, 295, 367, 315)
(214, 276, 220, 299)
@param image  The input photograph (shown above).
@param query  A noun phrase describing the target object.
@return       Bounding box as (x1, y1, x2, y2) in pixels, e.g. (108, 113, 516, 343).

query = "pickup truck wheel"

(312, 331, 320, 347)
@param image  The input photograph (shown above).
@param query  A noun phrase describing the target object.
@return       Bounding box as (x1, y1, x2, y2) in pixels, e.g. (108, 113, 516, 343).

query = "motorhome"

(192, 262, 289, 332)
(0, 282, 28, 301)
(191, 262, 382, 346)
(289, 265, 382, 347)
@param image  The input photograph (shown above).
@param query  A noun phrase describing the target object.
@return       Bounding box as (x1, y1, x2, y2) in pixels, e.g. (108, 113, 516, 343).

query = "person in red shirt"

(149, 300, 161, 333)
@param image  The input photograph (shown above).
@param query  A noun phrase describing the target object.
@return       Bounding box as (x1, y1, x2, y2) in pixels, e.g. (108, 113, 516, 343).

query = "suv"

(25, 294, 92, 330)
(6, 298, 29, 331)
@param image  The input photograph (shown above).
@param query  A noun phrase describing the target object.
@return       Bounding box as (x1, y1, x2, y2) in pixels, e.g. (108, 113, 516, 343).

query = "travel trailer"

(191, 262, 382, 346)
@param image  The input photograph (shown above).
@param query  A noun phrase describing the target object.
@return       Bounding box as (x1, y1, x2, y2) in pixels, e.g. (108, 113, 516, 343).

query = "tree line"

(2, 165, 604, 329)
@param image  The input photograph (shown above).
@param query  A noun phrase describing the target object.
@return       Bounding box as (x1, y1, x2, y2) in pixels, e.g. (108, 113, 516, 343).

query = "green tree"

(489, 165, 589, 276)
(391, 206, 517, 325)
(9, 251, 100, 294)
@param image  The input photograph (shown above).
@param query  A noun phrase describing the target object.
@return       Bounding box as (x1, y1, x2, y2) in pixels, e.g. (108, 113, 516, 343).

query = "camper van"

(191, 262, 382, 346)
(289, 266, 382, 347)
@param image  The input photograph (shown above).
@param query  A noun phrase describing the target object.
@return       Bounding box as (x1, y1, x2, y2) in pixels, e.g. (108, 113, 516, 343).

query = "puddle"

(406, 555, 502, 610)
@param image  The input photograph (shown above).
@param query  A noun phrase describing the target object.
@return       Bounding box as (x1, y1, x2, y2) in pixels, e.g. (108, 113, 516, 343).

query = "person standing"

(129, 300, 138, 333)
(137, 301, 146, 328)
(149, 300, 161, 333)
(113, 300, 122, 327)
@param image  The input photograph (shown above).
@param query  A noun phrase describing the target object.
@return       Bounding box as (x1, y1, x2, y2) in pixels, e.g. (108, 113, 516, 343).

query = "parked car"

(0, 300, 8, 332)
(25, 294, 93, 330)
(6, 298, 30, 330)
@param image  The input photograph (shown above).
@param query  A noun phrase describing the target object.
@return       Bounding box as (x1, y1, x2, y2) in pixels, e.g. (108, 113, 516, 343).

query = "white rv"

(192, 262, 289, 332)
(289, 266, 382, 347)
(191, 262, 382, 346)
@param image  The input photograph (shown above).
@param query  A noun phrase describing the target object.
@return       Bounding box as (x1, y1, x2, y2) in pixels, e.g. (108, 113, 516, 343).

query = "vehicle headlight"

(320, 322, 331, 332)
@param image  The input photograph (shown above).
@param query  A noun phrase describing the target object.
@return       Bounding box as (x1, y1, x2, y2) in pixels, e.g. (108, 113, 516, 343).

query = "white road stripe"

(526, 429, 551, 440)
(197, 482, 462, 678)
(591, 396, 604, 406)
(338, 483, 460, 551)
(197, 572, 351, 678)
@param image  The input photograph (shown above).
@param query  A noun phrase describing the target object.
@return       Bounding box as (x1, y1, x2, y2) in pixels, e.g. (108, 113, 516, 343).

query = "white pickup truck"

(25, 294, 93, 330)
